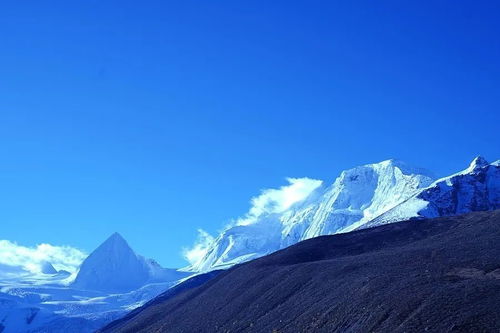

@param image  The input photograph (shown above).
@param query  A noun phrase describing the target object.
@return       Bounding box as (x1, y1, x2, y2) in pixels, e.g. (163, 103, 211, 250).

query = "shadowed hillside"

(101, 210, 500, 333)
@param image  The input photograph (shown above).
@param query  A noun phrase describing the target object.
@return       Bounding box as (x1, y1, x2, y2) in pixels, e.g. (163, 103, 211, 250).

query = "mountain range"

(1, 156, 499, 332)
(188, 156, 500, 272)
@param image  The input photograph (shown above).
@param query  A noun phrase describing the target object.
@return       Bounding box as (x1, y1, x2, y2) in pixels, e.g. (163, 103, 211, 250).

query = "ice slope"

(72, 233, 187, 293)
(364, 156, 500, 228)
(189, 159, 435, 272)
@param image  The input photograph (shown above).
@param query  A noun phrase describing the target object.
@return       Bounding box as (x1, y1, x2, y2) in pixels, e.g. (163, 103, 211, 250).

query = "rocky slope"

(100, 210, 500, 333)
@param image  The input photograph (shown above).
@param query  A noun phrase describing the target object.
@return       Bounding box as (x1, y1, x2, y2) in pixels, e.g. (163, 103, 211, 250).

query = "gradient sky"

(1, 1, 499, 267)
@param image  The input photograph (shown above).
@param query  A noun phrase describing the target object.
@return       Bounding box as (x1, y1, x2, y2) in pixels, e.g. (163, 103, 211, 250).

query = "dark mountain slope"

(101, 210, 500, 333)
(100, 270, 223, 332)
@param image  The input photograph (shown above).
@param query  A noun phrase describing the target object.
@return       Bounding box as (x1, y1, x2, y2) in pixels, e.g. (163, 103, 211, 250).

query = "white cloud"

(183, 177, 322, 266)
(237, 177, 322, 226)
(0, 240, 87, 274)
(182, 229, 214, 266)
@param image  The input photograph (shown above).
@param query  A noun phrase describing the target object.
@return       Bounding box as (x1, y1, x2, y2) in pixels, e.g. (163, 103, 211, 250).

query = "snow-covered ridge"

(187, 157, 500, 273)
(187, 159, 436, 272)
(366, 156, 500, 227)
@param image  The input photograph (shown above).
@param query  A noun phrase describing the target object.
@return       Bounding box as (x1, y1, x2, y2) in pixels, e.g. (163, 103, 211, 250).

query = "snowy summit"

(72, 232, 186, 293)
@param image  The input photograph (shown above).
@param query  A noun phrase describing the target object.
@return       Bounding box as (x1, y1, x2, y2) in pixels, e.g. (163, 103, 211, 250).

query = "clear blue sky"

(1, 1, 499, 267)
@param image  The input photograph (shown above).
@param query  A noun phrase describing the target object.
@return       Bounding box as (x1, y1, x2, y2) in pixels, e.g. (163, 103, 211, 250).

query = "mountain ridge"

(366, 156, 500, 228)
(188, 156, 500, 273)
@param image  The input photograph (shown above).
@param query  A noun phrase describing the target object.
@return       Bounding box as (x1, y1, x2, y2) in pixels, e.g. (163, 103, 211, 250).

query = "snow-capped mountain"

(72, 233, 186, 293)
(189, 157, 500, 272)
(189, 159, 435, 272)
(0, 233, 190, 332)
(364, 156, 500, 228)
(280, 159, 435, 243)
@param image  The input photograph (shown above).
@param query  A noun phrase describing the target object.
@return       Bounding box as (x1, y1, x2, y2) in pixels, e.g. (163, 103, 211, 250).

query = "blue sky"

(1, 1, 499, 267)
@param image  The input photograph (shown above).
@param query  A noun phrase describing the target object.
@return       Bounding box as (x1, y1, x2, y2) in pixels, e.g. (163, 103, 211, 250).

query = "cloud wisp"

(237, 177, 323, 226)
(182, 229, 215, 267)
(183, 177, 322, 266)
(0, 240, 87, 274)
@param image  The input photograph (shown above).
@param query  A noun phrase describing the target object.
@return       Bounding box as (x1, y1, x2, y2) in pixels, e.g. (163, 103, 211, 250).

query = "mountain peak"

(72, 233, 150, 292)
(109, 231, 122, 238)
(40, 261, 57, 274)
(72, 232, 188, 292)
(92, 232, 136, 259)
(379, 158, 402, 165)
(468, 156, 489, 170)
(368, 159, 435, 178)
(103, 232, 128, 246)
(376, 158, 413, 171)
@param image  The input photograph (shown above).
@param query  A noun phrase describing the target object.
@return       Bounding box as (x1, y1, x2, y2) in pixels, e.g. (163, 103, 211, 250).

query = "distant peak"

(105, 232, 127, 243)
(469, 156, 489, 170)
(40, 260, 57, 274)
(109, 231, 124, 239)
(96, 232, 133, 254)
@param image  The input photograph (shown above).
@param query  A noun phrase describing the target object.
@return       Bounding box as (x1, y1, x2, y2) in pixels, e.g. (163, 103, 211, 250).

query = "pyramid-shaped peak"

(40, 260, 57, 274)
(108, 231, 125, 240)
(72, 232, 148, 292)
(469, 156, 489, 170)
(98, 232, 132, 250)
(103, 232, 128, 244)
(84, 232, 138, 265)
